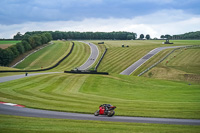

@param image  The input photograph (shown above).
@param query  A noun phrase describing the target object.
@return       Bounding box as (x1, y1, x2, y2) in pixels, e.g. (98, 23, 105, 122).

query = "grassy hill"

(143, 47, 200, 83)
(50, 41, 90, 71)
(90, 40, 200, 74)
(13, 41, 90, 72)
(0, 73, 199, 119)
(15, 41, 72, 70)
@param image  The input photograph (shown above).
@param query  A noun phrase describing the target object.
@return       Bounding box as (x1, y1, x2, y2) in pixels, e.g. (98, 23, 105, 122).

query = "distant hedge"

(0, 32, 52, 66)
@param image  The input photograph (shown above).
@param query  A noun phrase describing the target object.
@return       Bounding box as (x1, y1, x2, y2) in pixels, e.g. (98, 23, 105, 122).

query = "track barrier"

(95, 48, 107, 70)
(64, 70, 108, 75)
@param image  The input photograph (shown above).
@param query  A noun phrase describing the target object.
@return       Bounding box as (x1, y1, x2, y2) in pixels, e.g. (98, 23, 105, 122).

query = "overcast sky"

(0, 0, 200, 38)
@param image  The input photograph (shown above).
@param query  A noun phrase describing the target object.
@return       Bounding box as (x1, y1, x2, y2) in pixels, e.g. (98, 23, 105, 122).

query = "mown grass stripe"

(15, 41, 71, 70)
(50, 42, 90, 71)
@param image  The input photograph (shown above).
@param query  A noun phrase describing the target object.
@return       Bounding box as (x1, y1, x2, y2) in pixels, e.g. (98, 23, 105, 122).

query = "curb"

(0, 101, 25, 107)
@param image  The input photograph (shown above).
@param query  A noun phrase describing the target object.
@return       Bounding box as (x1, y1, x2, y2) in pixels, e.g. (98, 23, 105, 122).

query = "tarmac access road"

(0, 72, 61, 83)
(1, 104, 200, 125)
(120, 46, 184, 75)
(77, 41, 99, 70)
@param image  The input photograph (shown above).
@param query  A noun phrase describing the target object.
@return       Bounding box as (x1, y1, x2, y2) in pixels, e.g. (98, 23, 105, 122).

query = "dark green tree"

(0, 48, 4, 66)
(160, 35, 165, 39)
(13, 32, 23, 40)
(145, 34, 150, 40)
(16, 42, 25, 54)
(44, 32, 52, 42)
(33, 35, 42, 46)
(164, 34, 171, 39)
(9, 45, 19, 58)
(0, 48, 14, 66)
(140, 34, 144, 39)
(127, 34, 134, 40)
(28, 36, 36, 48)
(22, 40, 32, 51)
(41, 34, 48, 44)
(172, 31, 200, 39)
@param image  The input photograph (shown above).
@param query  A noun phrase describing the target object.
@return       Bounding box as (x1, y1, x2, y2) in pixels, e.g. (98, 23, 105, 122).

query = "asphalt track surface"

(77, 41, 99, 70)
(120, 46, 184, 75)
(1, 104, 200, 125)
(0, 72, 61, 83)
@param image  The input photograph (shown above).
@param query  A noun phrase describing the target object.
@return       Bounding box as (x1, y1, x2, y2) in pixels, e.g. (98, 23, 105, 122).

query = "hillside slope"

(92, 40, 200, 74)
(0, 73, 199, 119)
(143, 47, 200, 83)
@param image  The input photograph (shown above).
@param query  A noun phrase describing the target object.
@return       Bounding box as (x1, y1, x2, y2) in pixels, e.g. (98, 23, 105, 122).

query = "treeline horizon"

(161, 31, 200, 39)
(14, 31, 137, 40)
(11, 30, 200, 40)
(0, 32, 52, 66)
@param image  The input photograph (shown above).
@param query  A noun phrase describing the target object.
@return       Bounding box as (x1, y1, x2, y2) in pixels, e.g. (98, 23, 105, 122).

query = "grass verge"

(1, 115, 200, 133)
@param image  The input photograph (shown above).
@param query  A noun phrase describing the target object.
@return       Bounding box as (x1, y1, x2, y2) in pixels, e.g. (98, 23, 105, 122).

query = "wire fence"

(138, 45, 200, 76)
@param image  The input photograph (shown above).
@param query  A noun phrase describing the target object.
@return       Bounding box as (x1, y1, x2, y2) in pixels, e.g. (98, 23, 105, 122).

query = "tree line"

(0, 32, 52, 66)
(160, 31, 200, 39)
(16, 31, 137, 40)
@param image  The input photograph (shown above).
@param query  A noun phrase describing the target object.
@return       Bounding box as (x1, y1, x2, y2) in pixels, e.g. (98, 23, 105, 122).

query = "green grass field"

(0, 40, 20, 49)
(0, 40, 20, 44)
(0, 73, 199, 119)
(1, 115, 200, 133)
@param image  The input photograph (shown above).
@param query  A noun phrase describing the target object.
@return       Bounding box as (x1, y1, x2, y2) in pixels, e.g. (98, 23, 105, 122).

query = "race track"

(1, 104, 200, 125)
(77, 41, 99, 70)
(120, 46, 184, 75)
(0, 44, 199, 125)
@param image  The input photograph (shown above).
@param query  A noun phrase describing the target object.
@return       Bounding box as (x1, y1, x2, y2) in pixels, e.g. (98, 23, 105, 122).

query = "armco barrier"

(0, 42, 75, 73)
(138, 45, 200, 76)
(64, 70, 109, 75)
(95, 48, 107, 70)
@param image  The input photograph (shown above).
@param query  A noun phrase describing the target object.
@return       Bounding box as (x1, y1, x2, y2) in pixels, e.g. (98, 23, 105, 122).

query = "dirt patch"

(184, 74, 200, 83)
(144, 66, 200, 83)
(144, 66, 185, 81)
(0, 44, 12, 49)
(8, 44, 49, 67)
